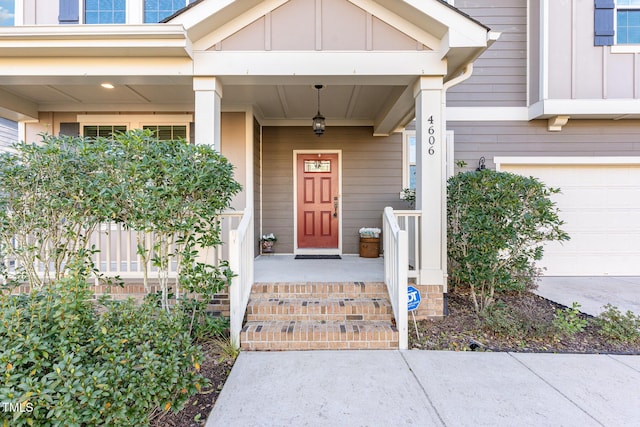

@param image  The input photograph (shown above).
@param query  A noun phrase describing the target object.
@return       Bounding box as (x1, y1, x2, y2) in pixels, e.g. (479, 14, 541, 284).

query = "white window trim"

(402, 130, 416, 189)
(614, 2, 640, 47)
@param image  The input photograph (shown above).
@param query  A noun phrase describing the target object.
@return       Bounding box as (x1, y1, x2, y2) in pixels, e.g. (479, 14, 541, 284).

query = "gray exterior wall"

(447, 0, 527, 107)
(451, 120, 640, 171)
(0, 117, 18, 151)
(261, 126, 407, 254)
(545, 0, 639, 100)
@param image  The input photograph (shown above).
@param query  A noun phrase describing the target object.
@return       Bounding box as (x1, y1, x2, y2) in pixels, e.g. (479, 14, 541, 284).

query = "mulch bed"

(409, 290, 640, 354)
(149, 340, 234, 427)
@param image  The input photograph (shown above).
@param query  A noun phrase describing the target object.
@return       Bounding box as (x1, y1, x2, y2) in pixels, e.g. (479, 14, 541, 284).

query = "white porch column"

(414, 76, 447, 315)
(193, 76, 222, 148)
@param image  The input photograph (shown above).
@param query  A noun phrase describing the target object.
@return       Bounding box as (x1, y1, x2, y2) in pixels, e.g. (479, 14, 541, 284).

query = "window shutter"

(59, 0, 79, 24)
(594, 0, 615, 46)
(59, 122, 80, 137)
(189, 122, 195, 144)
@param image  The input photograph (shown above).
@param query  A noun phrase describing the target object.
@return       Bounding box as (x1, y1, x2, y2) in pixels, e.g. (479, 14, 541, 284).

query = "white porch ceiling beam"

(0, 87, 38, 120)
(373, 85, 415, 136)
(194, 51, 446, 77)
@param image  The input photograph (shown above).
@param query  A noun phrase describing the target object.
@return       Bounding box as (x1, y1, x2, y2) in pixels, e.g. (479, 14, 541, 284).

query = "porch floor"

(254, 254, 384, 283)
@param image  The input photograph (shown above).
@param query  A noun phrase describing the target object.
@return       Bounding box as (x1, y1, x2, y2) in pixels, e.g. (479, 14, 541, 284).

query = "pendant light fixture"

(312, 84, 326, 137)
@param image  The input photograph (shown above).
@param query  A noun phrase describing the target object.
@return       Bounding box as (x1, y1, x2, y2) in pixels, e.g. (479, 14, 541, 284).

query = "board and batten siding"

(543, 0, 640, 100)
(446, 0, 527, 107)
(261, 126, 407, 254)
(450, 120, 640, 171)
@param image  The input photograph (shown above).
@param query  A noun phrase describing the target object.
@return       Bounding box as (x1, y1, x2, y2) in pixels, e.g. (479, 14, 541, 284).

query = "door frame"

(293, 149, 343, 255)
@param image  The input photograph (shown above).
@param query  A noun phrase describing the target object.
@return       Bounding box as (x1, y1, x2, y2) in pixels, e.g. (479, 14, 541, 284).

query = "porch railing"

(228, 208, 254, 348)
(3, 210, 246, 283)
(90, 211, 245, 280)
(392, 210, 422, 284)
(383, 207, 408, 350)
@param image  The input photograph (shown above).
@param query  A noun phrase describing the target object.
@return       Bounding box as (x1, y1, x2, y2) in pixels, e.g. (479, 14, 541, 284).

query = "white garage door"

(496, 158, 640, 276)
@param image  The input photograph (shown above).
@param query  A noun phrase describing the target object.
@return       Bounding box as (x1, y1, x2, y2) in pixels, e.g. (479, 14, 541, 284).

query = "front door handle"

(333, 197, 338, 218)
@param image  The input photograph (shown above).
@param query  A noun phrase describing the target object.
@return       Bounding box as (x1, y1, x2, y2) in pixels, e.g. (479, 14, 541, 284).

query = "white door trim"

(293, 149, 343, 255)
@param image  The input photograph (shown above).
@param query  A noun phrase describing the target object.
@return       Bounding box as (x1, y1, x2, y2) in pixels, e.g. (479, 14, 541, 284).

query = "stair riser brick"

(251, 282, 388, 299)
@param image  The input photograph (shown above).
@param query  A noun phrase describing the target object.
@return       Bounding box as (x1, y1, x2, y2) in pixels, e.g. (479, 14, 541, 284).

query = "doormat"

(294, 255, 342, 260)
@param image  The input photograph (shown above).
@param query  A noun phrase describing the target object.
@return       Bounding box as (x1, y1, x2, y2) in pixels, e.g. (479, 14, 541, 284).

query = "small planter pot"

(359, 237, 380, 258)
(261, 240, 275, 254)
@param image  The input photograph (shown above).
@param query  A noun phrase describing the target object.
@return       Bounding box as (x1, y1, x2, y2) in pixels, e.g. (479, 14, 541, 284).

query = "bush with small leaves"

(447, 169, 569, 313)
(552, 302, 588, 337)
(0, 276, 206, 426)
(596, 304, 640, 343)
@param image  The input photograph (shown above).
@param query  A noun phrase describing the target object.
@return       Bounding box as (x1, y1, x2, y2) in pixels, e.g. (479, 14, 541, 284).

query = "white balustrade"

(383, 207, 409, 350)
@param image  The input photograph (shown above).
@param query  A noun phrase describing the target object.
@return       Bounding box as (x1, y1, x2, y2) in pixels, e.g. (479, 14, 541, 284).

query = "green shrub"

(553, 302, 588, 337)
(0, 277, 206, 426)
(447, 170, 569, 313)
(480, 300, 552, 339)
(596, 304, 640, 343)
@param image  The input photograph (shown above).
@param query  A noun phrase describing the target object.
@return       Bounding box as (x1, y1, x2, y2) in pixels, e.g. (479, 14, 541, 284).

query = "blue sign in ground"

(407, 286, 421, 311)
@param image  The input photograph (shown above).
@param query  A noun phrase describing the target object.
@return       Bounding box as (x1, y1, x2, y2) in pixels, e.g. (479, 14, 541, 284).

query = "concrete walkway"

(207, 350, 640, 426)
(535, 276, 640, 316)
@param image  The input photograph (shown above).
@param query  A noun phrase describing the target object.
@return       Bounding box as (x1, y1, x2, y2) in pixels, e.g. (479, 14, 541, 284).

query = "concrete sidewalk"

(207, 350, 640, 426)
(535, 276, 640, 316)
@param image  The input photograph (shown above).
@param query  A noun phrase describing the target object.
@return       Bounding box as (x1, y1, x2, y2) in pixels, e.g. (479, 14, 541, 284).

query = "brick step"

(240, 320, 399, 351)
(251, 282, 389, 299)
(246, 297, 393, 322)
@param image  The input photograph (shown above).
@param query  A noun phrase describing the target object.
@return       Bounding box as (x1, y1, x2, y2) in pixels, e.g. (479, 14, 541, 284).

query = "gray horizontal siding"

(450, 120, 640, 171)
(0, 118, 18, 152)
(447, 0, 527, 107)
(261, 126, 406, 254)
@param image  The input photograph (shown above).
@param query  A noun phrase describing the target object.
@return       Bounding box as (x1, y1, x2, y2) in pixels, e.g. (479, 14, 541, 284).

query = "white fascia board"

(0, 57, 193, 78)
(531, 99, 640, 118)
(495, 156, 640, 168)
(447, 107, 529, 121)
(0, 24, 191, 57)
(41, 103, 194, 113)
(347, 0, 442, 49)
(193, 51, 446, 76)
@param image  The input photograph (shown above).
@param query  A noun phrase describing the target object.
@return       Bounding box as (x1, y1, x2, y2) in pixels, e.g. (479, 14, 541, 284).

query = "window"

(85, 0, 126, 24)
(83, 125, 127, 138)
(403, 131, 416, 190)
(142, 125, 187, 141)
(617, 0, 640, 44)
(144, 0, 192, 23)
(0, 0, 14, 26)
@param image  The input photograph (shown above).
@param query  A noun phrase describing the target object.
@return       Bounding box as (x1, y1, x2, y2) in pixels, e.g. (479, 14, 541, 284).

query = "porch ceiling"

(0, 74, 417, 133)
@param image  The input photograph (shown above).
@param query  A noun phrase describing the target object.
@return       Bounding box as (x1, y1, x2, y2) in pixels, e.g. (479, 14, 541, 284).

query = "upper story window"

(0, 0, 15, 26)
(144, 0, 193, 23)
(85, 0, 126, 24)
(617, 0, 640, 43)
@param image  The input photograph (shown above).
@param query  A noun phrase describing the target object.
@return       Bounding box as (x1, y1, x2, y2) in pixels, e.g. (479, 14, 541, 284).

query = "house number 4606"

(427, 115, 436, 155)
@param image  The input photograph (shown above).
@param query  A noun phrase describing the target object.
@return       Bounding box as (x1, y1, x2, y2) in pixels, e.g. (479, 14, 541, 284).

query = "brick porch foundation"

(411, 284, 445, 320)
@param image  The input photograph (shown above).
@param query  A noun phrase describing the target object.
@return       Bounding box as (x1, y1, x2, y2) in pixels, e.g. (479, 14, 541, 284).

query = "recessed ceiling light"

(101, 83, 115, 89)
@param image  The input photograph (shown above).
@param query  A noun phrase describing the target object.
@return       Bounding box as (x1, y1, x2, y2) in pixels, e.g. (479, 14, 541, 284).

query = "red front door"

(297, 153, 339, 249)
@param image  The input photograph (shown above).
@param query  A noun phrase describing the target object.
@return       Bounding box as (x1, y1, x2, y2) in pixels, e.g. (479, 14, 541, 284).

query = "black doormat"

(294, 255, 342, 260)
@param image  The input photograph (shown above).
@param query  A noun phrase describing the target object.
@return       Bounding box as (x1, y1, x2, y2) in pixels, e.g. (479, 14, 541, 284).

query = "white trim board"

(494, 156, 640, 170)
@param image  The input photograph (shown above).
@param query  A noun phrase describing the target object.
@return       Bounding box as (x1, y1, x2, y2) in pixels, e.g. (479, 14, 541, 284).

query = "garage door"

(496, 158, 640, 276)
